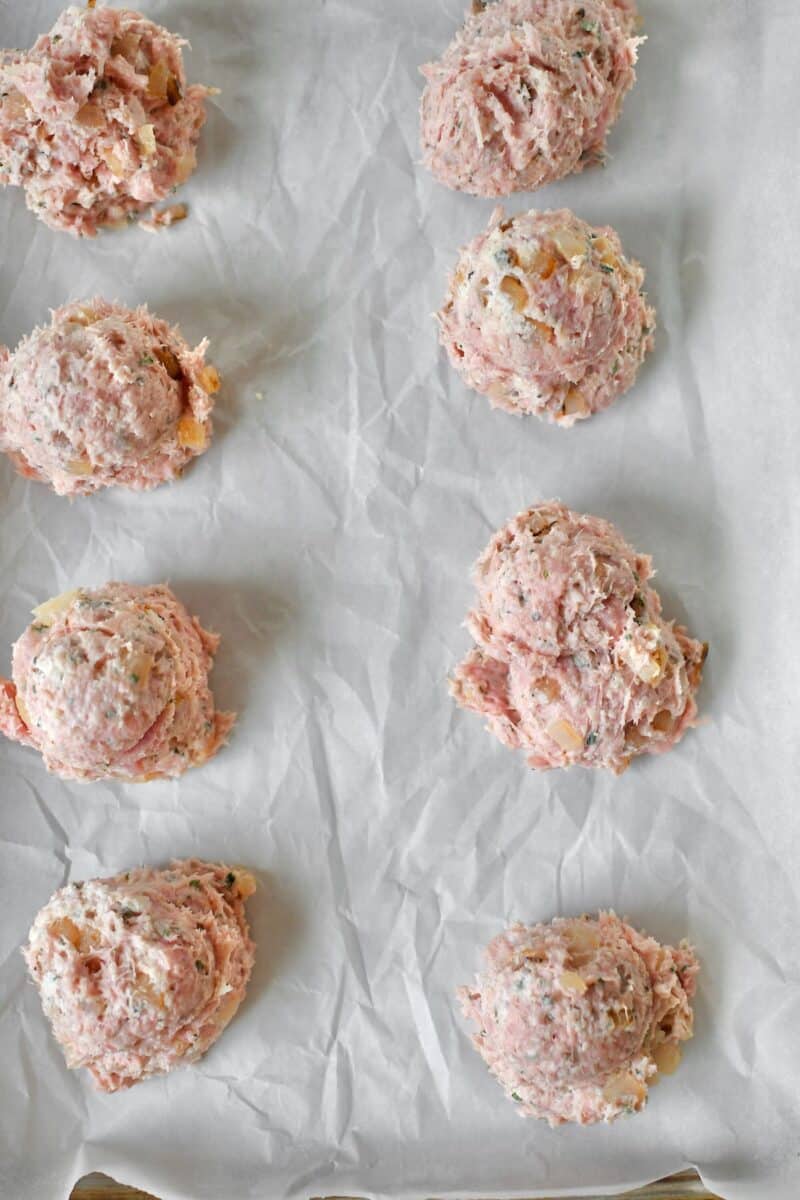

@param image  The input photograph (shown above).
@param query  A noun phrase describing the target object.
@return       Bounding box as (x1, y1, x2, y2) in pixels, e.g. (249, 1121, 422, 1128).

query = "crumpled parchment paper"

(1, 1, 799, 1197)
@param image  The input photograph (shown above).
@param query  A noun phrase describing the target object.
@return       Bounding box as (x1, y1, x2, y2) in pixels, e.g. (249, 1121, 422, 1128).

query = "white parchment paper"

(1, 1, 799, 1196)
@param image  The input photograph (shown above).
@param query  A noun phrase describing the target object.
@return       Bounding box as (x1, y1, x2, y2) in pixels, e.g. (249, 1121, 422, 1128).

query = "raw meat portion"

(451, 503, 706, 771)
(420, 0, 640, 197)
(438, 207, 654, 424)
(0, 298, 220, 495)
(0, 5, 212, 235)
(24, 859, 256, 1091)
(460, 912, 699, 1125)
(0, 582, 234, 781)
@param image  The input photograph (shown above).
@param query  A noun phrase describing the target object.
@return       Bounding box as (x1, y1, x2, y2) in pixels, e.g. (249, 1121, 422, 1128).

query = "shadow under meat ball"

(420, 0, 641, 197)
(451, 502, 706, 772)
(0, 583, 234, 782)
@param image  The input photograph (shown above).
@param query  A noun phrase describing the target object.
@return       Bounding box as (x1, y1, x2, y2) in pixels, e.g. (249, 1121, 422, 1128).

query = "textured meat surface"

(459, 912, 698, 1125)
(438, 207, 655, 424)
(0, 582, 234, 781)
(420, 0, 640, 197)
(23, 859, 256, 1092)
(451, 502, 706, 771)
(0, 5, 211, 235)
(0, 298, 220, 495)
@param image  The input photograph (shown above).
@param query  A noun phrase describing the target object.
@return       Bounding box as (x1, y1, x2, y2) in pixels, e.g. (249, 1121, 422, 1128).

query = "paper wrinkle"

(403, 950, 452, 1115)
(307, 720, 375, 1008)
(1, 1, 799, 1198)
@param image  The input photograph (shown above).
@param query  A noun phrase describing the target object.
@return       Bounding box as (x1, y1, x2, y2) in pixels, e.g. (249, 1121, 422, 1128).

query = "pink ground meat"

(451, 502, 706, 772)
(0, 582, 234, 782)
(420, 0, 640, 197)
(0, 298, 220, 495)
(0, 5, 212, 236)
(460, 912, 698, 1126)
(438, 207, 654, 424)
(23, 859, 255, 1092)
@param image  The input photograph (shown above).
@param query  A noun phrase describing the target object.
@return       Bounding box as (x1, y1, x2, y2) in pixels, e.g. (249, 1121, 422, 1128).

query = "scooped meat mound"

(0, 298, 220, 495)
(0, 582, 234, 782)
(459, 912, 698, 1126)
(420, 0, 641, 197)
(438, 208, 655, 425)
(23, 859, 256, 1092)
(451, 503, 706, 772)
(0, 5, 212, 235)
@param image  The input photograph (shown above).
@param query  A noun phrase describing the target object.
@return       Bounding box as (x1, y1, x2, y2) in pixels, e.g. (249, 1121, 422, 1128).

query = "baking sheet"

(1, 0, 799, 1197)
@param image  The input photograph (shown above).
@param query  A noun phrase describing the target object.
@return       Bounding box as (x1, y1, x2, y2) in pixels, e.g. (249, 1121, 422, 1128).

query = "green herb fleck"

(585, 731, 599, 747)
(129, 673, 140, 684)
(573, 48, 587, 58)
(511, 1091, 523, 1102)
(224, 871, 236, 888)
(581, 18, 597, 32)
(189, 879, 201, 890)
(611, 358, 620, 375)
(139, 354, 155, 366)
(599, 262, 614, 274)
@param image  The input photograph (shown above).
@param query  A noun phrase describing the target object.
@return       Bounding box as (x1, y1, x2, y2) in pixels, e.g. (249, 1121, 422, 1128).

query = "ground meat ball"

(420, 0, 641, 197)
(451, 503, 706, 772)
(23, 860, 256, 1092)
(438, 208, 654, 424)
(460, 912, 699, 1126)
(0, 5, 212, 235)
(0, 582, 234, 782)
(0, 298, 220, 495)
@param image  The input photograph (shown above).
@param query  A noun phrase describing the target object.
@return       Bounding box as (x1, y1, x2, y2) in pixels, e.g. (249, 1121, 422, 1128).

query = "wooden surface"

(69, 1169, 723, 1199)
